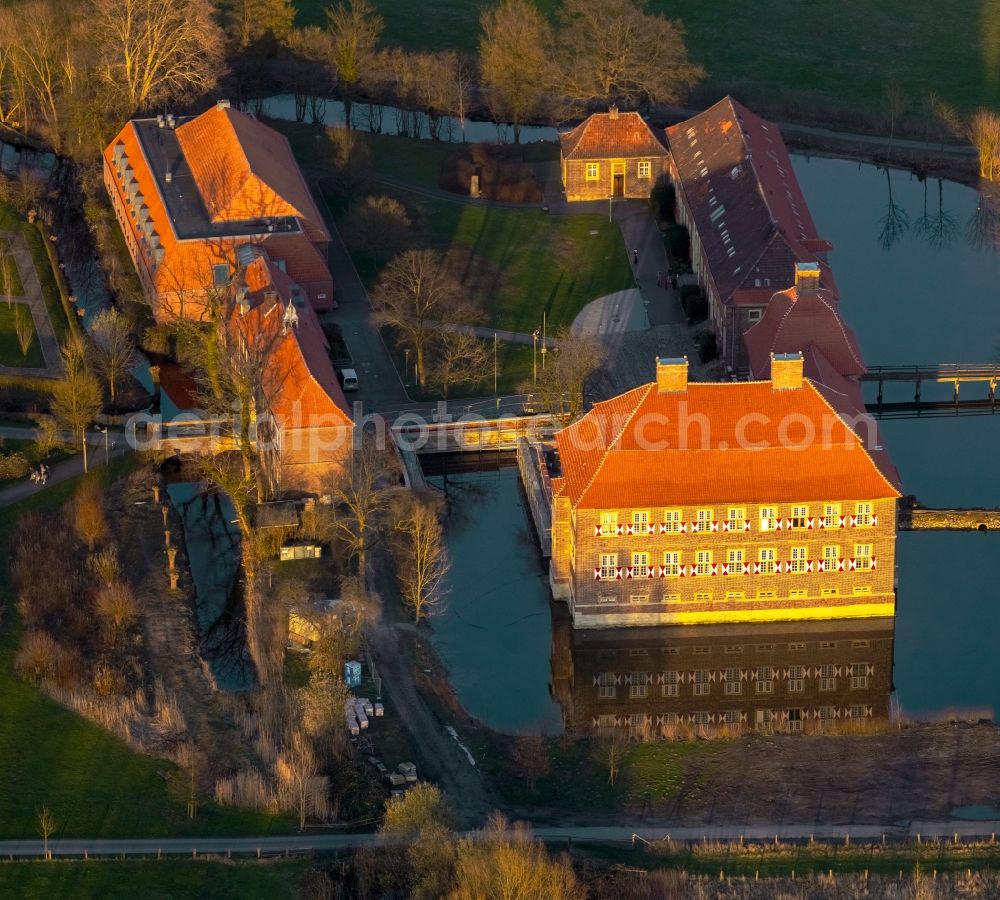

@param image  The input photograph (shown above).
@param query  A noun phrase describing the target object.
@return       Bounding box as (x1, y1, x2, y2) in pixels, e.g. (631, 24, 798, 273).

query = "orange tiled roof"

(230, 256, 350, 426)
(743, 284, 865, 379)
(553, 379, 901, 509)
(176, 106, 330, 243)
(560, 110, 669, 160)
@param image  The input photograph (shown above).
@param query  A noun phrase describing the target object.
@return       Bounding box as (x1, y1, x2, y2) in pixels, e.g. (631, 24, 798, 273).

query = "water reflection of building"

(550, 608, 893, 738)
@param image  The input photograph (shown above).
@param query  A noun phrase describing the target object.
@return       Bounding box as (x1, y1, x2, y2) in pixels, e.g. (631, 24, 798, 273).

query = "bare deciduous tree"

(452, 813, 584, 899)
(511, 734, 550, 792)
(95, 580, 138, 639)
(969, 108, 1000, 182)
(522, 331, 602, 425)
(90, 307, 136, 405)
(13, 304, 34, 358)
(479, 0, 553, 145)
(342, 195, 411, 270)
(392, 495, 448, 622)
(372, 249, 479, 388)
(326, 0, 383, 128)
(225, 0, 295, 48)
(555, 0, 704, 113)
(277, 730, 318, 831)
(427, 330, 489, 399)
(90, 0, 225, 113)
(329, 426, 398, 587)
(73, 474, 107, 551)
(37, 805, 56, 859)
(51, 340, 103, 472)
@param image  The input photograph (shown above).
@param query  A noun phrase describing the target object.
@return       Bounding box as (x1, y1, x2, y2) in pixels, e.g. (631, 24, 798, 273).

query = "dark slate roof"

(560, 109, 669, 160)
(666, 97, 834, 307)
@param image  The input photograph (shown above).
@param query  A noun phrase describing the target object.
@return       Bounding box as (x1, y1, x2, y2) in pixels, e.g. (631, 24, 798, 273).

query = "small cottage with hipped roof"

(559, 106, 670, 202)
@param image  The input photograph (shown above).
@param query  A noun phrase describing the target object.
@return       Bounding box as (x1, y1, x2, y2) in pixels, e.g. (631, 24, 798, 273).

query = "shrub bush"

(649, 177, 676, 223)
(665, 224, 690, 261)
(440, 143, 542, 203)
(0, 451, 29, 480)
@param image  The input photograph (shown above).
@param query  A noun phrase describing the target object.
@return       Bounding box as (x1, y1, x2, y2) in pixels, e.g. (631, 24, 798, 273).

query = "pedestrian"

(632, 248, 639, 265)
(671, 274, 678, 291)
(30, 469, 38, 484)
(656, 270, 662, 287)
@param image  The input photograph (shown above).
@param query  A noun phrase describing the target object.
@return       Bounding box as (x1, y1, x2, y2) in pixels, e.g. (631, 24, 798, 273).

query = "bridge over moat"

(862, 364, 1000, 418)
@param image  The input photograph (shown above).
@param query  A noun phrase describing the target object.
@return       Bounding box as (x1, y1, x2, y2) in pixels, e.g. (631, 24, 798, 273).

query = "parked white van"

(340, 368, 359, 391)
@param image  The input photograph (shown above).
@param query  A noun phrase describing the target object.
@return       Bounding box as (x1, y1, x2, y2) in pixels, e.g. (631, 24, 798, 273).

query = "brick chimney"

(771, 352, 804, 391)
(656, 356, 688, 393)
(793, 261, 820, 294)
(608, 104, 619, 120)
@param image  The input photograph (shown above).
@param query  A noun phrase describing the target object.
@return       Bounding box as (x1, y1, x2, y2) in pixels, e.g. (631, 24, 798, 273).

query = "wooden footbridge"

(861, 364, 1000, 418)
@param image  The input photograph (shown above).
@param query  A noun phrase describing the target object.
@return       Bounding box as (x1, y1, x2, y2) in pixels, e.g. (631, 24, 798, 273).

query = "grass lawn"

(0, 304, 44, 368)
(0, 202, 70, 342)
(478, 734, 709, 814)
(0, 465, 294, 839)
(387, 337, 536, 400)
(0, 252, 24, 296)
(0, 859, 307, 900)
(297, 0, 1000, 118)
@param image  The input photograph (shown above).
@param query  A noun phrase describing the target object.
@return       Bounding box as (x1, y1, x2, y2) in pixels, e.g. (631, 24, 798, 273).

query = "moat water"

(430, 157, 1000, 732)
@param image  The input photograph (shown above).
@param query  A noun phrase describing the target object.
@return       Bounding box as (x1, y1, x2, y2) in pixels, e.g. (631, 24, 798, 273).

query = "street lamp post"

(532, 329, 539, 384)
(404, 348, 410, 385)
(493, 332, 498, 394)
(96, 425, 109, 464)
(540, 311, 547, 371)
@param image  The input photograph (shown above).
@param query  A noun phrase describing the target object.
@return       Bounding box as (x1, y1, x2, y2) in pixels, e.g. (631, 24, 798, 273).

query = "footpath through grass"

(296, 0, 1000, 118)
(0, 465, 292, 839)
(0, 859, 306, 900)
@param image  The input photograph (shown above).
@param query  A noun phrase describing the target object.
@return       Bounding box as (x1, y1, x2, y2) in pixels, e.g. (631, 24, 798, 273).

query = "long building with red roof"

(225, 245, 352, 491)
(549, 356, 900, 628)
(665, 97, 835, 371)
(103, 101, 334, 322)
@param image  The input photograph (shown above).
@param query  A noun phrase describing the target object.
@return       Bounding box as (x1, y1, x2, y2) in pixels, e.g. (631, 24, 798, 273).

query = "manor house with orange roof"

(548, 355, 901, 628)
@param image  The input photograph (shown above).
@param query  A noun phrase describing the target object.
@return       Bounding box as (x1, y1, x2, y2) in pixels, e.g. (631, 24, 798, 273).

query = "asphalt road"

(2, 819, 999, 858)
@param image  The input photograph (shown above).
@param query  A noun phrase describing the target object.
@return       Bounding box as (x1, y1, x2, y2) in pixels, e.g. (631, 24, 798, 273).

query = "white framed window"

(854, 543, 873, 570)
(631, 510, 650, 530)
(788, 642, 806, 651)
(693, 670, 711, 696)
(632, 552, 649, 577)
(662, 551, 681, 577)
(818, 706, 836, 721)
(722, 710, 741, 726)
(598, 672, 616, 699)
(664, 593, 680, 603)
(723, 668, 742, 695)
(848, 704, 867, 719)
(693, 710, 711, 726)
(599, 511, 618, 535)
(598, 685, 615, 699)
(728, 507, 746, 529)
(822, 545, 840, 571)
(787, 708, 804, 733)
(695, 549, 713, 576)
(855, 502, 873, 526)
(585, 162, 599, 180)
(853, 585, 873, 595)
(727, 548, 744, 572)
(850, 663, 869, 690)
(820, 641, 837, 650)
(790, 505, 809, 529)
(747, 308, 762, 324)
(598, 594, 617, 604)
(759, 547, 776, 574)
(638, 160, 651, 178)
(695, 509, 714, 532)
(755, 666, 775, 694)
(789, 546, 808, 573)
(787, 665, 805, 693)
(629, 683, 648, 699)
(599, 553, 617, 579)
(629, 594, 650, 604)
(694, 591, 713, 603)
(661, 671, 679, 697)
(823, 503, 841, 528)
(759, 506, 778, 531)
(596, 714, 617, 728)
(819, 664, 837, 692)
(757, 589, 776, 599)
(662, 509, 682, 533)
(789, 588, 808, 599)
(852, 640, 870, 649)
(662, 711, 679, 725)
(725, 590, 745, 601)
